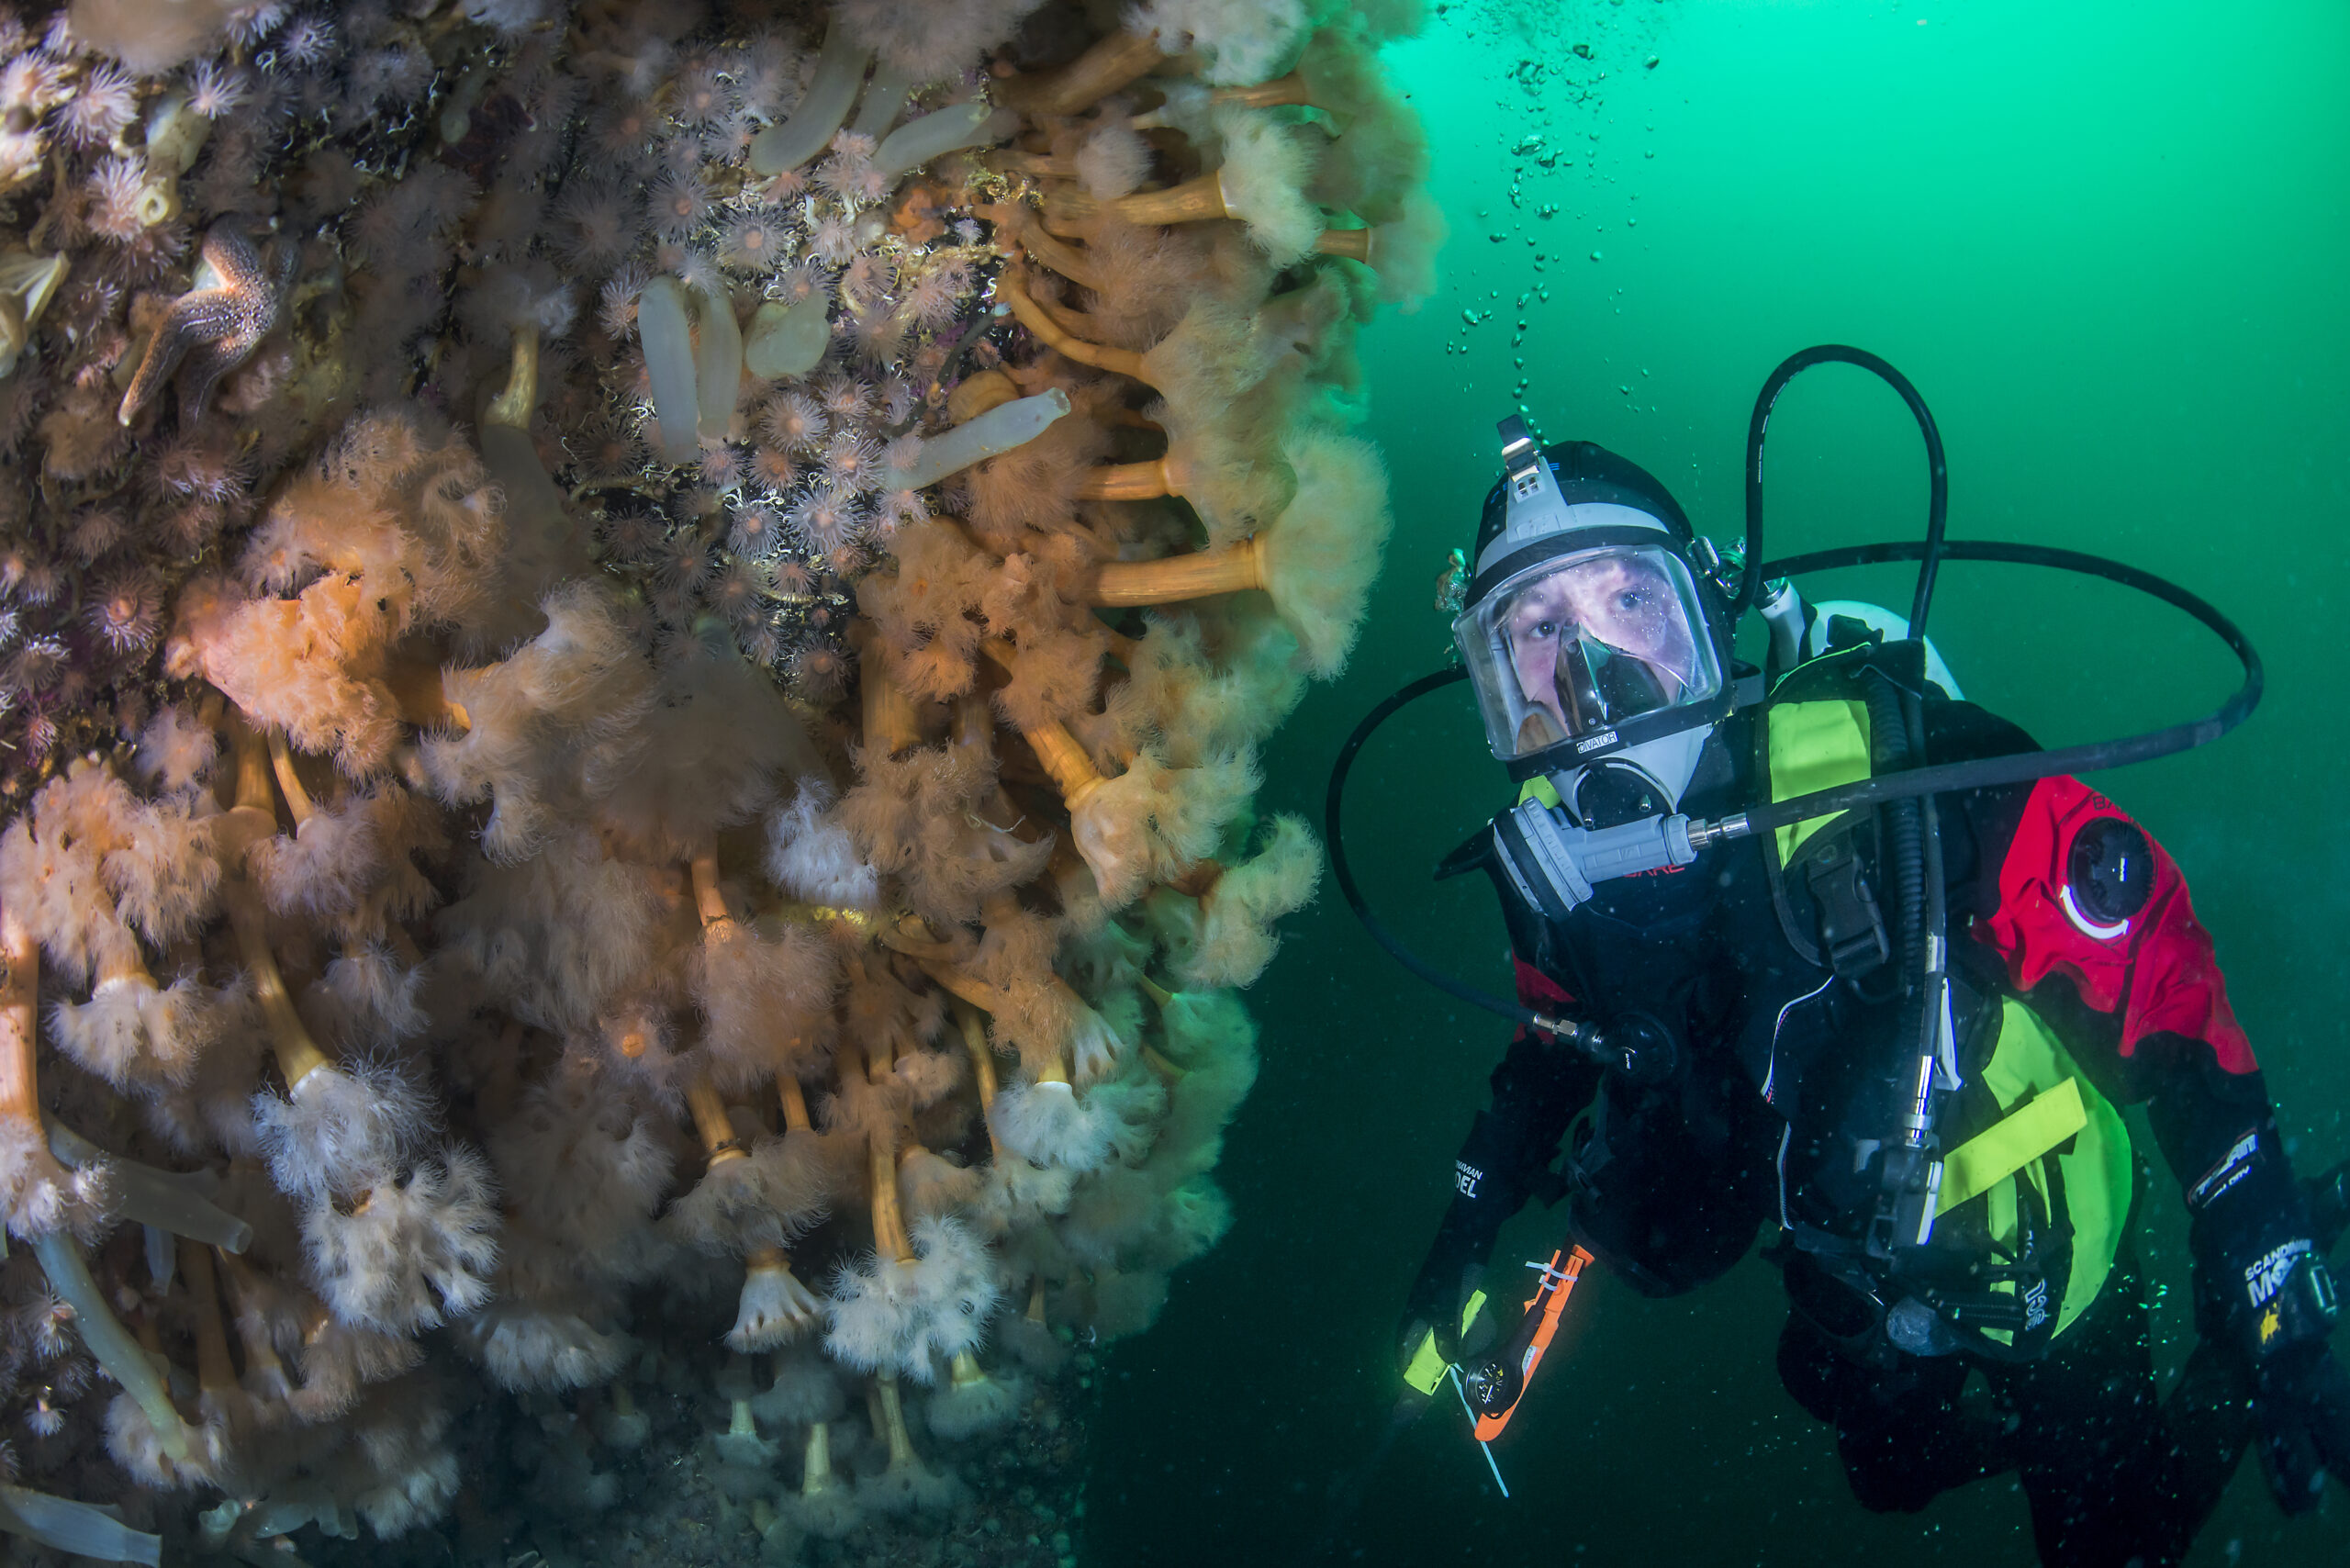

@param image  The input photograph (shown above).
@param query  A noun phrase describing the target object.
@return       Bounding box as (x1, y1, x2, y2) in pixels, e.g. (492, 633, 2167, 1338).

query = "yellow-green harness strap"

(1768, 698, 1872, 865)
(1934, 1077, 2089, 1217)
(1760, 703, 2135, 1343)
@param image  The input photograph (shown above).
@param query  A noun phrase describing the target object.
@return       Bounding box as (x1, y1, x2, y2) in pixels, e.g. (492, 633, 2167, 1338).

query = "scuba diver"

(1383, 415, 2350, 1567)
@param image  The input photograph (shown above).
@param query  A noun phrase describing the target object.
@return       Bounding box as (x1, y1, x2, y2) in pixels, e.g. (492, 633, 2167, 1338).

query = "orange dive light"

(1461, 1244, 1594, 1441)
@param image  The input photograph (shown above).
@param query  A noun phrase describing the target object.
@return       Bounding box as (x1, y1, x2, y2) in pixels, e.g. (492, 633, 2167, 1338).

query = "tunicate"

(30, 1232, 189, 1464)
(144, 1225, 174, 1288)
(637, 277, 699, 464)
(849, 61, 917, 140)
(142, 91, 209, 176)
(49, 1119, 252, 1251)
(694, 285, 743, 440)
(0, 251, 66, 379)
(0, 1485, 162, 1566)
(748, 22, 874, 176)
(482, 425, 569, 545)
(892, 389, 1072, 489)
(745, 296, 831, 380)
(873, 101, 1022, 182)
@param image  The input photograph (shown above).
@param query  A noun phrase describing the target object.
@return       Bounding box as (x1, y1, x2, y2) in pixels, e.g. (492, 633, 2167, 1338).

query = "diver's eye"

(1525, 619, 1559, 640)
(1617, 591, 1645, 611)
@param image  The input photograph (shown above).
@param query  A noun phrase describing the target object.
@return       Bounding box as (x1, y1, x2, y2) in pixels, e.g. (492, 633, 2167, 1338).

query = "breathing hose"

(1863, 667, 1924, 943)
(1323, 666, 1539, 1028)
(1740, 344, 1949, 638)
(1736, 538, 2260, 835)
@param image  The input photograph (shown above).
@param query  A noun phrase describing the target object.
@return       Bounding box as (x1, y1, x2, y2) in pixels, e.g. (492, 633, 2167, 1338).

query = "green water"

(1092, 2, 2350, 1562)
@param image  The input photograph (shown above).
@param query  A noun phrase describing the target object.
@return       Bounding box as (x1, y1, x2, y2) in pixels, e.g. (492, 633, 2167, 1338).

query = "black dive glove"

(1395, 1112, 1530, 1385)
(2187, 1120, 2350, 1512)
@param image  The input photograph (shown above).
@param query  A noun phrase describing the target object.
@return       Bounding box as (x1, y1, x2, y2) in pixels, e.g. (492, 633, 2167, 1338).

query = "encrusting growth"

(0, 0, 1429, 1550)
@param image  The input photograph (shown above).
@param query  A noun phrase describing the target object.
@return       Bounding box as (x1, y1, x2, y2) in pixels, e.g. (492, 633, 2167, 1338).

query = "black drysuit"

(1405, 651, 2327, 1567)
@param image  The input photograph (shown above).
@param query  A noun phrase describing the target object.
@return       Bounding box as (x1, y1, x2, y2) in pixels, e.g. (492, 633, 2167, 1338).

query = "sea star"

(116, 220, 291, 427)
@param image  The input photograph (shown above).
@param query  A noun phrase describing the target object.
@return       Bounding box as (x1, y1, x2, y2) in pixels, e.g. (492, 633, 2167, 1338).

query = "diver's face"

(1562, 555, 1695, 686)
(1504, 554, 1697, 728)
(1505, 576, 1581, 731)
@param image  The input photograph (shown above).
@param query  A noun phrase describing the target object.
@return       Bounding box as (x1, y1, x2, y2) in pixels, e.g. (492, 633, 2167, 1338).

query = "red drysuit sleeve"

(1974, 775, 2255, 1074)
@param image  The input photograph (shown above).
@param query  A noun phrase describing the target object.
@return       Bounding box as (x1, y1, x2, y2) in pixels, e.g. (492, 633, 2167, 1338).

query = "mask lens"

(1456, 545, 1723, 763)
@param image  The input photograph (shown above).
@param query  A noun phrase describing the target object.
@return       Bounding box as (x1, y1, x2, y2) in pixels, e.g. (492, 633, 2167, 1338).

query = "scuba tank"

(1758, 580, 1964, 700)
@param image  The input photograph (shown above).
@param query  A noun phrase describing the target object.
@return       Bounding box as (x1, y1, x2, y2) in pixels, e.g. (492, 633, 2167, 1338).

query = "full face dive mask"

(1452, 420, 1739, 923)
(1455, 419, 1733, 812)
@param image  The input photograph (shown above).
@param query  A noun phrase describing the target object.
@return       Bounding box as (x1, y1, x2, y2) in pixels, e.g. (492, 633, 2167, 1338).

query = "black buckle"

(1806, 837, 1890, 977)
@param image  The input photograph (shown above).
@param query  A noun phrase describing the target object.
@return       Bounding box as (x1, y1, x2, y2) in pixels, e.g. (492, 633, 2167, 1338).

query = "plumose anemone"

(0, 0, 1431, 1560)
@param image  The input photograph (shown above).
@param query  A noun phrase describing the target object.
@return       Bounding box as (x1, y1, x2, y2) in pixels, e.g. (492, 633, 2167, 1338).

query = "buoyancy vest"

(1760, 677, 2134, 1345)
